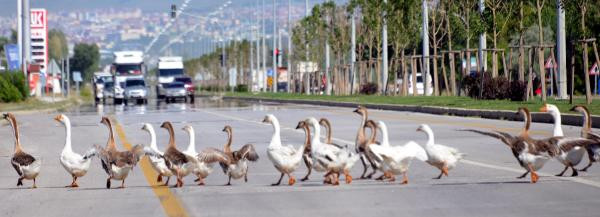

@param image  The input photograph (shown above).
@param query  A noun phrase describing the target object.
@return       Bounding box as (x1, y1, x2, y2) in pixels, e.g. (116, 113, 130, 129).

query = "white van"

(408, 73, 433, 95)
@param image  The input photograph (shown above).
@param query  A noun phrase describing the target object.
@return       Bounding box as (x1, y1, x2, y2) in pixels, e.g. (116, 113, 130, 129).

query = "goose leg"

(434, 171, 444, 179)
(388, 173, 396, 183)
(162, 177, 170, 186)
(333, 173, 340, 186)
(288, 174, 296, 186)
(344, 169, 353, 184)
(571, 167, 579, 177)
(517, 171, 529, 179)
(528, 164, 539, 183)
(17, 178, 23, 186)
(359, 154, 368, 179)
(32, 178, 37, 189)
(579, 162, 593, 172)
(365, 156, 378, 179)
(71, 176, 79, 188)
(401, 172, 408, 185)
(442, 165, 449, 176)
(106, 178, 111, 189)
(555, 166, 569, 176)
(225, 175, 232, 186)
(120, 179, 126, 188)
(272, 173, 285, 186)
(157, 175, 163, 183)
(197, 177, 205, 186)
(301, 156, 312, 182)
(244, 168, 249, 183)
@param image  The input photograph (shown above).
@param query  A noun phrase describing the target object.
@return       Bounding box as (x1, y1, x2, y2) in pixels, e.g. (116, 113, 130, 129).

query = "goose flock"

(1, 104, 599, 189)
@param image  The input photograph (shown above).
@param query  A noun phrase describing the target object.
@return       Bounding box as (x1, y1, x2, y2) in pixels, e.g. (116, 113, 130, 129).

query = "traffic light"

(171, 4, 177, 18)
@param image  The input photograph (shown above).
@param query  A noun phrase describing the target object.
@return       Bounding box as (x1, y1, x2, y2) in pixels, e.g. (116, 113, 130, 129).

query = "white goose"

(55, 114, 96, 187)
(368, 121, 428, 184)
(182, 125, 215, 185)
(540, 104, 586, 176)
(418, 124, 464, 179)
(141, 123, 173, 185)
(263, 114, 304, 186)
(306, 117, 353, 185)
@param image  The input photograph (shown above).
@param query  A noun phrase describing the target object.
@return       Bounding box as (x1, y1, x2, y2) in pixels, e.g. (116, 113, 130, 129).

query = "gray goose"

(198, 125, 259, 185)
(3, 113, 41, 188)
(353, 106, 380, 179)
(160, 121, 192, 188)
(296, 120, 313, 181)
(462, 107, 598, 183)
(94, 117, 145, 189)
(570, 105, 600, 172)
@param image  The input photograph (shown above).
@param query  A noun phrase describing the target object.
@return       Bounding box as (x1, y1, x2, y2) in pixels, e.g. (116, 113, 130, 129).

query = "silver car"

(124, 78, 148, 105)
(164, 82, 187, 103)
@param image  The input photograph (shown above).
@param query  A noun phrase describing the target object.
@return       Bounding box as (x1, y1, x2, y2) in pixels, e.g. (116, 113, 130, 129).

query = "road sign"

(3, 44, 20, 71)
(590, 63, 599, 75)
(73, 71, 82, 82)
(544, 57, 556, 69)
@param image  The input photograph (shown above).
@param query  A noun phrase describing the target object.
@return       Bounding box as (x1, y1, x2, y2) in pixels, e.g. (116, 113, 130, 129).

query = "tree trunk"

(492, 7, 498, 77)
(441, 53, 450, 95)
(412, 50, 418, 96)
(584, 43, 591, 104)
(518, 1, 525, 81)
(537, 0, 546, 102)
(402, 50, 408, 96)
(445, 10, 456, 96)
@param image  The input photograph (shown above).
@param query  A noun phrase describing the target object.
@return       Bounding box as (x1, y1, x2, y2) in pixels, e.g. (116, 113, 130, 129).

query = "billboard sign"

(4, 44, 20, 71)
(30, 8, 48, 71)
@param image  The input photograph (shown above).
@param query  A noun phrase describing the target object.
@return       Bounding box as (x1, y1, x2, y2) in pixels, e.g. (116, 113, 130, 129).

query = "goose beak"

(54, 115, 62, 122)
(160, 122, 167, 128)
(222, 127, 227, 132)
(569, 106, 577, 112)
(3, 113, 9, 119)
(353, 109, 359, 113)
(261, 117, 269, 123)
(416, 127, 422, 132)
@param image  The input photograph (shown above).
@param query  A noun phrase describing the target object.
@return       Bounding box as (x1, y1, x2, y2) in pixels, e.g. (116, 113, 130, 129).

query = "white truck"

(156, 56, 185, 99)
(111, 51, 146, 104)
(92, 71, 113, 104)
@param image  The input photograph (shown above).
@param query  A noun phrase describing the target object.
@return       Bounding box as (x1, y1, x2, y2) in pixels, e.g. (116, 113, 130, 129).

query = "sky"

(0, 0, 346, 16)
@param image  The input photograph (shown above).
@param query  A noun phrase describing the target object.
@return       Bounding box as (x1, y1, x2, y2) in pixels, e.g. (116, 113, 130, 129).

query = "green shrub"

(234, 84, 248, 92)
(0, 76, 23, 102)
(0, 71, 29, 99)
(360, 82, 378, 95)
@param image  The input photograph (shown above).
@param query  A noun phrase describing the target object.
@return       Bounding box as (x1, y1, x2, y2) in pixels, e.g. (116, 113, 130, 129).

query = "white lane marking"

(199, 108, 600, 189)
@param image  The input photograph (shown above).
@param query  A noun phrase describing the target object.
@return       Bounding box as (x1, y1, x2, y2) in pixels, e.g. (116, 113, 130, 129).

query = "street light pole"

(305, 0, 310, 95)
(422, 0, 430, 96)
(272, 0, 277, 93)
(556, 0, 567, 99)
(382, 0, 388, 94)
(478, 0, 487, 73)
(287, 0, 292, 93)
(351, 8, 356, 95)
(262, 0, 267, 92)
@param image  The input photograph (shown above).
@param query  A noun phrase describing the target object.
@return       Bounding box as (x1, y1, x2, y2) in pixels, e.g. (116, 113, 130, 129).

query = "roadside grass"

(224, 92, 600, 115)
(0, 96, 87, 113)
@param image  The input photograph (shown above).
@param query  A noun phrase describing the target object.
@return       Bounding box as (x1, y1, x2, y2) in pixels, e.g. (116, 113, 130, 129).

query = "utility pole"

(325, 0, 331, 95)
(305, 0, 310, 95)
(350, 8, 356, 95)
(382, 0, 388, 94)
(422, 0, 430, 96)
(262, 0, 267, 92)
(556, 0, 567, 99)
(250, 10, 254, 89)
(23, 0, 30, 75)
(256, 0, 261, 91)
(478, 0, 487, 73)
(287, 0, 292, 93)
(272, 0, 277, 93)
(17, 0, 23, 74)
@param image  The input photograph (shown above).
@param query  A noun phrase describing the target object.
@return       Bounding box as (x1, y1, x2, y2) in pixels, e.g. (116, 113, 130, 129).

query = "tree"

(48, 29, 69, 61)
(70, 43, 100, 83)
(453, 0, 485, 76)
(485, 0, 514, 78)
(387, 0, 420, 96)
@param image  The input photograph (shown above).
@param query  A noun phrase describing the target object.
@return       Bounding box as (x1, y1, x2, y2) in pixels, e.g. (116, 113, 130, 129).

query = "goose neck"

(270, 121, 282, 147)
(63, 118, 73, 152)
(550, 111, 563, 136)
(185, 130, 196, 153)
(311, 122, 322, 147)
(147, 128, 158, 151)
(425, 128, 435, 147)
(7, 116, 22, 153)
(380, 124, 390, 147)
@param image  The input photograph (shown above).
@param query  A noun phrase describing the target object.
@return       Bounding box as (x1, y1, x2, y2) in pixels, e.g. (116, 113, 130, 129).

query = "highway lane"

(1, 97, 600, 217)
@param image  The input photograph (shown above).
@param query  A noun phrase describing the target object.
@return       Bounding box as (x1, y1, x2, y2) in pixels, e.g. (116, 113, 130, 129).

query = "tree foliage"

(70, 43, 100, 82)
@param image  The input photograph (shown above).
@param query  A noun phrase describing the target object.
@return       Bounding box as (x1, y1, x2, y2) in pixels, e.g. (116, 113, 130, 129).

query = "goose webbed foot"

(433, 171, 443, 179)
(106, 178, 111, 189)
(17, 178, 23, 186)
(271, 173, 284, 186)
(119, 180, 125, 188)
(288, 175, 296, 186)
(194, 178, 200, 182)
(225, 176, 232, 186)
(578, 162, 593, 172)
(571, 167, 579, 177)
(157, 175, 163, 183)
(555, 166, 568, 177)
(162, 177, 171, 186)
(400, 173, 408, 185)
(517, 171, 529, 179)
(32, 178, 37, 189)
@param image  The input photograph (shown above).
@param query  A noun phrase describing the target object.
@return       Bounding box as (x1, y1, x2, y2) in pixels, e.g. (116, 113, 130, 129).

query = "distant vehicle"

(123, 78, 148, 105)
(112, 51, 145, 104)
(93, 72, 113, 104)
(174, 76, 195, 102)
(164, 82, 187, 103)
(408, 73, 433, 95)
(156, 56, 184, 99)
(103, 81, 114, 101)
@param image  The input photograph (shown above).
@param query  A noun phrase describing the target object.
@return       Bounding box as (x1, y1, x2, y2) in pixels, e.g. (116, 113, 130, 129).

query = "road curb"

(223, 96, 600, 128)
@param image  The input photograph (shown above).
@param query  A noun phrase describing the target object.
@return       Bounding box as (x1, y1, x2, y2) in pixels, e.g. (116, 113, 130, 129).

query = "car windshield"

(175, 77, 192, 83)
(166, 82, 185, 88)
(104, 82, 114, 88)
(416, 76, 423, 83)
(115, 64, 142, 75)
(159, 69, 184, 77)
(126, 79, 145, 87)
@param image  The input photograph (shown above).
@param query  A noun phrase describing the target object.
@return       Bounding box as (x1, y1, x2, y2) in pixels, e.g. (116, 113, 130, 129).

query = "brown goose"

(461, 108, 597, 183)
(94, 117, 144, 189)
(198, 125, 259, 185)
(570, 105, 600, 172)
(296, 120, 313, 181)
(160, 121, 193, 188)
(353, 106, 380, 179)
(3, 113, 41, 188)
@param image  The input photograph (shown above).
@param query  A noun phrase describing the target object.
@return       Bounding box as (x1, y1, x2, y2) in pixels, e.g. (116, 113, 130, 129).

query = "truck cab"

(112, 51, 146, 104)
(156, 56, 184, 100)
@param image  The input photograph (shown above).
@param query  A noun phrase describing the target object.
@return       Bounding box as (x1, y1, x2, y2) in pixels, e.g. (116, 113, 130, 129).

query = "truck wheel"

(124, 99, 128, 106)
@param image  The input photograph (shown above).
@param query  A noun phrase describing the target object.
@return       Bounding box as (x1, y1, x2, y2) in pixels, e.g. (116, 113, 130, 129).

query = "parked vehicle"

(164, 82, 187, 103)
(156, 56, 184, 99)
(174, 76, 195, 102)
(408, 73, 433, 95)
(123, 78, 148, 105)
(103, 81, 114, 101)
(112, 51, 145, 104)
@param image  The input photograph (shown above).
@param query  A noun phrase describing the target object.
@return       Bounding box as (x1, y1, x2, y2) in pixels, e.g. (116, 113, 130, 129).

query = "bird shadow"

(432, 180, 533, 186)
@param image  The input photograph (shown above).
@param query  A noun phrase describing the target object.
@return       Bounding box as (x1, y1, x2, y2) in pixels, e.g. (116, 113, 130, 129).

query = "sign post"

(545, 57, 557, 97)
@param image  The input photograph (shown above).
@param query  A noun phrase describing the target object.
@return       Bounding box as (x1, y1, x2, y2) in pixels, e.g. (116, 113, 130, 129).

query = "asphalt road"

(1, 97, 600, 217)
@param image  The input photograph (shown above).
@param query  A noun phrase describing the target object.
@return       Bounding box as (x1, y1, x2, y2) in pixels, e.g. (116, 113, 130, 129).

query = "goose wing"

(238, 144, 259, 162)
(163, 148, 189, 167)
(82, 146, 98, 160)
(544, 137, 599, 152)
(402, 141, 428, 162)
(587, 131, 600, 141)
(198, 148, 231, 164)
(93, 144, 111, 174)
(11, 152, 35, 176)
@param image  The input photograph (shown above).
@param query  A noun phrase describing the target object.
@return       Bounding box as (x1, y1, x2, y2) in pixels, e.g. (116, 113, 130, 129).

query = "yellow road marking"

(113, 118, 190, 217)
